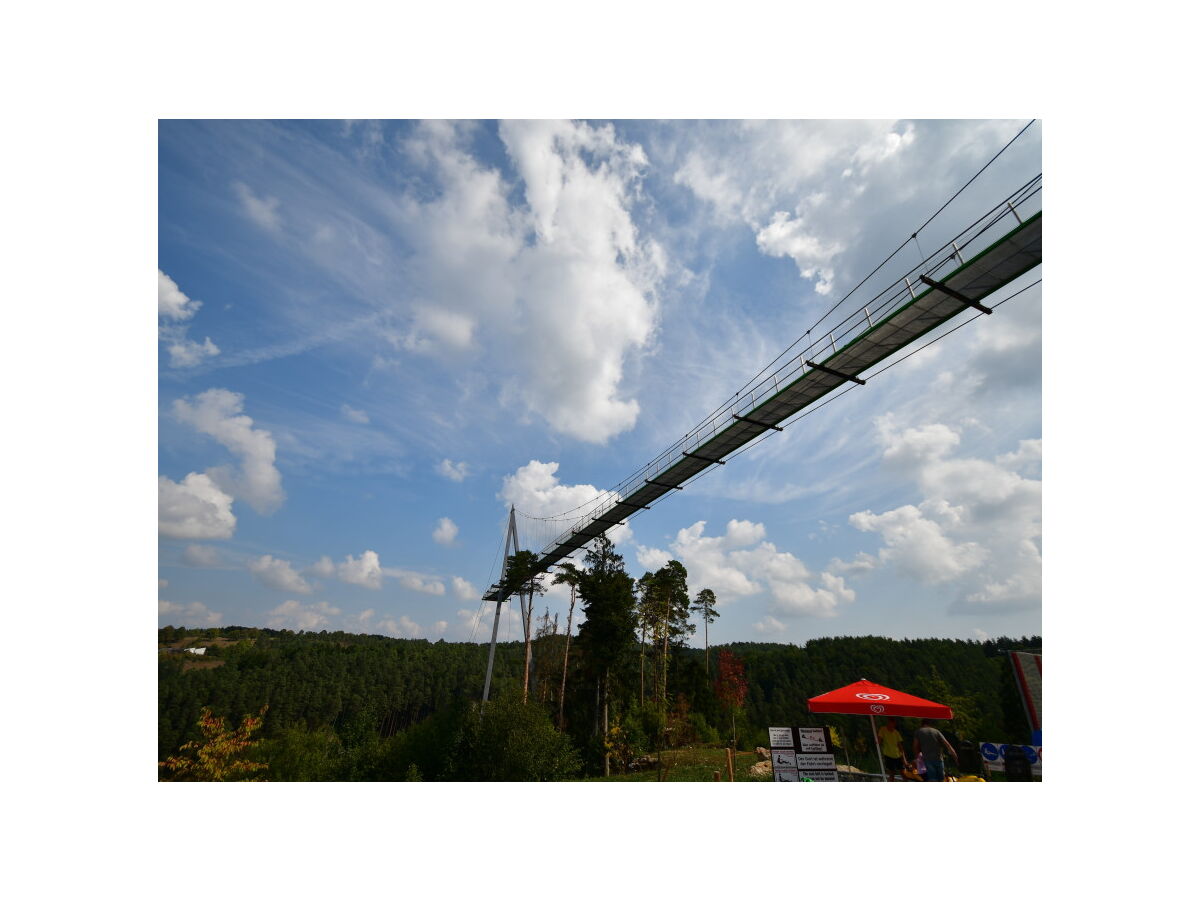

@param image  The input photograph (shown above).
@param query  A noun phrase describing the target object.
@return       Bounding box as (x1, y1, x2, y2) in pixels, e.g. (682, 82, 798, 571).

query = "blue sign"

(980, 742, 1041, 772)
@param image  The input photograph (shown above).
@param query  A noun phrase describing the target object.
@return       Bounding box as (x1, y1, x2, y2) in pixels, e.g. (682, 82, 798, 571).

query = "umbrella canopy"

(807, 679, 953, 719)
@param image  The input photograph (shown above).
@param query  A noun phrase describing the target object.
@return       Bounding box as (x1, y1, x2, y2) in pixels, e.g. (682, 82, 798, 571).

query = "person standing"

(878, 717, 907, 781)
(912, 718, 958, 782)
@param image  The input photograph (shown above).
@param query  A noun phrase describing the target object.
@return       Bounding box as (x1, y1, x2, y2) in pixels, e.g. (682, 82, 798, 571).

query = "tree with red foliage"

(714, 650, 748, 747)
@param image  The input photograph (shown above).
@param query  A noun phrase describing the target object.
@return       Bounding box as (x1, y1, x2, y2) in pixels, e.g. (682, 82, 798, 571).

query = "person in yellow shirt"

(878, 717, 907, 781)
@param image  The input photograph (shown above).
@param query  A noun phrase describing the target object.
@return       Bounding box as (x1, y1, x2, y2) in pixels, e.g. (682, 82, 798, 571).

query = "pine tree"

(575, 535, 635, 776)
(645, 560, 693, 707)
(502, 550, 546, 703)
(690, 588, 719, 675)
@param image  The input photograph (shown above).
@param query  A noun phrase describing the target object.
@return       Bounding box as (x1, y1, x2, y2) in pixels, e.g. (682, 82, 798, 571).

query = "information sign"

(769, 727, 795, 748)
(772, 749, 797, 769)
(769, 725, 839, 781)
(798, 728, 830, 753)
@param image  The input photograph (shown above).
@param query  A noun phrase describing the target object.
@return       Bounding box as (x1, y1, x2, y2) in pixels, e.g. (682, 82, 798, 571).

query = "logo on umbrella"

(870, 704, 885, 713)
(856, 692, 890, 701)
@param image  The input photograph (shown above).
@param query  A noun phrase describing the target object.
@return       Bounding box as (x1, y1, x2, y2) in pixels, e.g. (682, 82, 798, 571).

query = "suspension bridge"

(477, 132, 1043, 698)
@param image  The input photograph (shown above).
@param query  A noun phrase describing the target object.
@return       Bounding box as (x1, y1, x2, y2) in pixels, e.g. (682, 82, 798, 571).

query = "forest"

(159, 537, 1040, 781)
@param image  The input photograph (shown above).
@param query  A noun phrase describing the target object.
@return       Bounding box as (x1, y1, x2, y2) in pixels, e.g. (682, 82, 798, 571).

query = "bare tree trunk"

(558, 587, 576, 730)
(603, 668, 610, 777)
(661, 615, 669, 708)
(639, 624, 646, 706)
(705, 617, 709, 676)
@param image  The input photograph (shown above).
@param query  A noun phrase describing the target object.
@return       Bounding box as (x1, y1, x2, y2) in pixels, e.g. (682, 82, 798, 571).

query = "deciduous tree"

(714, 650, 748, 747)
(160, 705, 269, 781)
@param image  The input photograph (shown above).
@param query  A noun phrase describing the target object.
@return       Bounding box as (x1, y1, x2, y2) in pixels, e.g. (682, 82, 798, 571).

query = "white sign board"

(798, 729, 829, 753)
(772, 750, 797, 769)
(796, 753, 835, 770)
(769, 727, 795, 748)
(769, 725, 838, 781)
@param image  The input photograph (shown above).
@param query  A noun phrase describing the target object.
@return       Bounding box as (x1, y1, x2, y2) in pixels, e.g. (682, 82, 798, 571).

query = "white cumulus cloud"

(268, 599, 340, 631)
(848, 420, 1041, 614)
(337, 550, 384, 590)
(753, 616, 787, 635)
(389, 120, 664, 444)
(636, 519, 854, 620)
(451, 576, 477, 600)
(385, 569, 446, 595)
(433, 517, 458, 546)
(307, 555, 336, 577)
(159, 473, 236, 540)
(405, 306, 476, 352)
(501, 460, 632, 545)
(850, 505, 987, 584)
(247, 555, 313, 594)
(159, 270, 220, 366)
(159, 270, 201, 321)
(377, 615, 423, 638)
(173, 389, 284, 515)
(167, 336, 221, 368)
(755, 210, 843, 294)
(159, 599, 221, 626)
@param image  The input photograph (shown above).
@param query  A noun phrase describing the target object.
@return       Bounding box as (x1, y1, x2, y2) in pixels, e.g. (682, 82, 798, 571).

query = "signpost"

(769, 726, 838, 781)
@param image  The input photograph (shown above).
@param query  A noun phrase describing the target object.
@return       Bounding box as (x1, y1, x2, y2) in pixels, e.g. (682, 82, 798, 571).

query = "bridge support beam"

(733, 413, 783, 432)
(919, 274, 993, 314)
(804, 360, 866, 385)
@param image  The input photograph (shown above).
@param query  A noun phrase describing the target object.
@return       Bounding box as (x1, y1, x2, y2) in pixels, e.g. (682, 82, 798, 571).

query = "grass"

(582, 747, 770, 782)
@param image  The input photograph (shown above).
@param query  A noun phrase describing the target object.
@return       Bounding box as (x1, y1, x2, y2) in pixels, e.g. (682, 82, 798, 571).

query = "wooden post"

(713, 770, 722, 781)
(726, 747, 735, 782)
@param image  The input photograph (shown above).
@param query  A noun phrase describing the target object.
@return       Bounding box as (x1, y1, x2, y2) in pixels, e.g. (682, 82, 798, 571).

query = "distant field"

(158, 636, 235, 671)
(160, 636, 241, 650)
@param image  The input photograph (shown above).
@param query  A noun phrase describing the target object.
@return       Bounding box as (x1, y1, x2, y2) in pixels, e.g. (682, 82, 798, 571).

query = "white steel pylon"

(481, 506, 522, 703)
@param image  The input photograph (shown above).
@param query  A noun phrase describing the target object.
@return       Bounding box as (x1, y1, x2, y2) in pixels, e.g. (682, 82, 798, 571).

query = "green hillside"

(159, 623, 1039, 781)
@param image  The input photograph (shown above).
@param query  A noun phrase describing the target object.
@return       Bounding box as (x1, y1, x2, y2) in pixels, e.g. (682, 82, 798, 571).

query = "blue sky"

(158, 119, 1042, 645)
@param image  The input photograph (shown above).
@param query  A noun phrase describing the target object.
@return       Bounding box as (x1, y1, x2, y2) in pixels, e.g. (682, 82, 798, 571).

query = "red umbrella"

(807, 679, 953, 781)
(808, 679, 953, 719)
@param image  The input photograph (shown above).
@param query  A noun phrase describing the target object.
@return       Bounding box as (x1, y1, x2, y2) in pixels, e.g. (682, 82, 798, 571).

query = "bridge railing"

(535, 175, 1043, 561)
